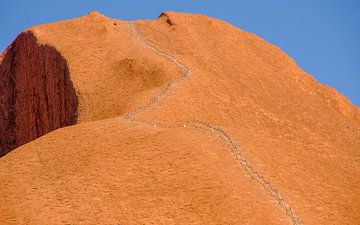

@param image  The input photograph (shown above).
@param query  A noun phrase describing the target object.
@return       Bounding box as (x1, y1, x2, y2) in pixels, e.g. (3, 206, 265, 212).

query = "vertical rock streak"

(0, 32, 78, 156)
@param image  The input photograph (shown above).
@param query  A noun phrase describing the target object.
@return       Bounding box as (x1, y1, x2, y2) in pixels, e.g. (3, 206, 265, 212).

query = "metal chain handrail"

(125, 21, 303, 225)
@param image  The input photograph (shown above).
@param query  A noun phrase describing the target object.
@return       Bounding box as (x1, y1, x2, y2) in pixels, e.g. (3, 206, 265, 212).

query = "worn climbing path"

(124, 21, 303, 225)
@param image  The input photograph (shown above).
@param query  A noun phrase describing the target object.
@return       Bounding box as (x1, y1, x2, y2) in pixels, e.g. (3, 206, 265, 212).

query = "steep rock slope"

(30, 11, 179, 123)
(0, 11, 359, 225)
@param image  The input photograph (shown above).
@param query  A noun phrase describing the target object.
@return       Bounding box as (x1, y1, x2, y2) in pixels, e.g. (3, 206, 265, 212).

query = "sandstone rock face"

(0, 32, 78, 156)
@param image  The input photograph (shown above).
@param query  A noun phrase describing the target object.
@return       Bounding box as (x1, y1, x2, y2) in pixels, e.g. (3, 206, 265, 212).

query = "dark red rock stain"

(0, 31, 78, 157)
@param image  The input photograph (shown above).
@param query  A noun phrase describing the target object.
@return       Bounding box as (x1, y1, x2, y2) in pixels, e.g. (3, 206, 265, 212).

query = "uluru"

(0, 11, 359, 225)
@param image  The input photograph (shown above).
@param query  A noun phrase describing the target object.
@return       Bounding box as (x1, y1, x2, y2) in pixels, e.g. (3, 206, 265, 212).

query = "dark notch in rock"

(158, 12, 175, 26)
(0, 31, 78, 157)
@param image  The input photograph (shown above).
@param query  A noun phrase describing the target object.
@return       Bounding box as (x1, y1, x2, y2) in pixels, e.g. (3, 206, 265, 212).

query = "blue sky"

(1, 0, 359, 106)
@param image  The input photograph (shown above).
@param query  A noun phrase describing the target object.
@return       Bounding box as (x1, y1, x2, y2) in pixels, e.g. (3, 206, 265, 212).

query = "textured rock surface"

(0, 32, 78, 156)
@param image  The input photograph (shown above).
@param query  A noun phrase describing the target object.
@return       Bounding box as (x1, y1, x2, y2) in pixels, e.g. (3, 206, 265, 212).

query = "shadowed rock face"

(0, 31, 78, 156)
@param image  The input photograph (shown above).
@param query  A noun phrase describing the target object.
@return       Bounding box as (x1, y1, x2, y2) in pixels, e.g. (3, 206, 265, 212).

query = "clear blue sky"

(1, 0, 359, 106)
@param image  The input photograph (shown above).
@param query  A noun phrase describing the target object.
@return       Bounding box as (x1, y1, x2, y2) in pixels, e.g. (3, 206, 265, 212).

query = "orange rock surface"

(0, 11, 359, 224)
